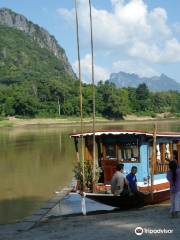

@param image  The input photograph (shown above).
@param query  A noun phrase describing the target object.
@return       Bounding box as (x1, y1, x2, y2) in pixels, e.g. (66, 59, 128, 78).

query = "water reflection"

(0, 196, 44, 223)
(0, 120, 179, 224)
(0, 127, 75, 224)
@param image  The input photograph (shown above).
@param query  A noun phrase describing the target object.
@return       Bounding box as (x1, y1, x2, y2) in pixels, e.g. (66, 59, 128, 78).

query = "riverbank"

(0, 115, 179, 128)
(0, 117, 109, 128)
(0, 202, 179, 240)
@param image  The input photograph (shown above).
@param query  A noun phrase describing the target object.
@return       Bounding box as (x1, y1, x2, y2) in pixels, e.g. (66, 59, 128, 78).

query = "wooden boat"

(71, 130, 180, 208)
(83, 189, 170, 209)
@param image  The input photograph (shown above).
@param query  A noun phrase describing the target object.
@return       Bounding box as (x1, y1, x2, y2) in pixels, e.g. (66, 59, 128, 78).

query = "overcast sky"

(1, 0, 180, 83)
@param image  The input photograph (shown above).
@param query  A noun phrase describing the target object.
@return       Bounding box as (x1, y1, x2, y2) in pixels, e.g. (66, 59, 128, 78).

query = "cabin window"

(105, 144, 117, 160)
(104, 143, 140, 162)
(118, 144, 139, 162)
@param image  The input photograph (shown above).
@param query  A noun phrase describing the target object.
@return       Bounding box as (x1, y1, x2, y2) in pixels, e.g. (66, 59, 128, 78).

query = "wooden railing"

(156, 162, 169, 173)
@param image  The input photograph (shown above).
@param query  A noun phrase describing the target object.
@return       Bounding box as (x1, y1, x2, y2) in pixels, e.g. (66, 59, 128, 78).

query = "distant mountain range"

(109, 72, 180, 92)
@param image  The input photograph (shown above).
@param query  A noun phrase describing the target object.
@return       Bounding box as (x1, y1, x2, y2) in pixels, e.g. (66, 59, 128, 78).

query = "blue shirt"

(126, 173, 137, 193)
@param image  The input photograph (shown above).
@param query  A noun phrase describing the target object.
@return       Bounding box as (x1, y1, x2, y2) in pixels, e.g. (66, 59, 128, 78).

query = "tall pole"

(151, 123, 157, 202)
(74, 0, 84, 190)
(88, 0, 96, 192)
(58, 97, 61, 116)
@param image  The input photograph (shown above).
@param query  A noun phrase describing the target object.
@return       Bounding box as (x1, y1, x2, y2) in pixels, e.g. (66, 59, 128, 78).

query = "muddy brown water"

(0, 120, 179, 224)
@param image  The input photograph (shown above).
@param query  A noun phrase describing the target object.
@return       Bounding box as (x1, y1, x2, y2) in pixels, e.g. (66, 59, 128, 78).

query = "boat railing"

(155, 162, 169, 173)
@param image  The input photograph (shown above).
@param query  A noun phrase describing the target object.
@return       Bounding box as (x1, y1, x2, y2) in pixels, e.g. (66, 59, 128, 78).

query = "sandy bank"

(0, 117, 110, 128)
(0, 202, 180, 240)
(0, 116, 179, 128)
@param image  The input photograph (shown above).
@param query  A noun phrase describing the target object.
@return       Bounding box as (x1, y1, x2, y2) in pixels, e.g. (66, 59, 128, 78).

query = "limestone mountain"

(0, 8, 80, 117)
(109, 72, 180, 92)
(0, 7, 75, 79)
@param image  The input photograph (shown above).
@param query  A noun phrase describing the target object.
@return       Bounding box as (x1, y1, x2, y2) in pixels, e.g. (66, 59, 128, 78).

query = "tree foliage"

(1, 24, 180, 119)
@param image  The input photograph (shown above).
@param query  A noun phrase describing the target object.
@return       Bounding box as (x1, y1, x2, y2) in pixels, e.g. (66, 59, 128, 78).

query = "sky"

(1, 0, 180, 83)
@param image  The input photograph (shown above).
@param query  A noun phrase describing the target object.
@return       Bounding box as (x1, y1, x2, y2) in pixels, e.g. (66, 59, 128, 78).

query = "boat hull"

(85, 189, 170, 208)
(144, 189, 170, 205)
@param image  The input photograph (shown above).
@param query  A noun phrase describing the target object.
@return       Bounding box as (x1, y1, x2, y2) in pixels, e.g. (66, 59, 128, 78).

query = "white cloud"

(56, 8, 74, 24)
(128, 41, 161, 62)
(112, 60, 159, 77)
(73, 54, 110, 83)
(149, 7, 171, 38)
(129, 38, 180, 63)
(173, 22, 180, 34)
(162, 38, 180, 62)
(57, 0, 180, 65)
(73, 55, 159, 82)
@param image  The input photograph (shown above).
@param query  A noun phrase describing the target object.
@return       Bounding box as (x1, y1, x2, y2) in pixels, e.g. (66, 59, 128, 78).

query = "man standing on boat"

(111, 163, 128, 196)
(126, 166, 144, 206)
(126, 166, 138, 194)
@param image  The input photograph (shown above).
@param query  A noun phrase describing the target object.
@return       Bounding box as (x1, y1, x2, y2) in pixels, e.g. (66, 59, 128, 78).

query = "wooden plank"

(85, 137, 93, 161)
(169, 143, 173, 160)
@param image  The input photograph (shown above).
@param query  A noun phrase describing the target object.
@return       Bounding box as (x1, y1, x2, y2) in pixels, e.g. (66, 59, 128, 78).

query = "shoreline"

(0, 116, 179, 128)
(0, 201, 179, 240)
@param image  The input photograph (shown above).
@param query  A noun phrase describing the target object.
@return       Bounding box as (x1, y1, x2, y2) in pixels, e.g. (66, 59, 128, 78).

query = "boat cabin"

(71, 130, 180, 192)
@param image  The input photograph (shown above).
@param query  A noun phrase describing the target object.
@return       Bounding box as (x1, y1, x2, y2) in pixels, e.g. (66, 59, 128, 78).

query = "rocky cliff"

(0, 8, 75, 78)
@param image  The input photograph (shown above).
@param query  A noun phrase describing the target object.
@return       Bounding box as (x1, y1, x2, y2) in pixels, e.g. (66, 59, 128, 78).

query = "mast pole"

(151, 123, 157, 202)
(74, 0, 85, 190)
(88, 0, 96, 192)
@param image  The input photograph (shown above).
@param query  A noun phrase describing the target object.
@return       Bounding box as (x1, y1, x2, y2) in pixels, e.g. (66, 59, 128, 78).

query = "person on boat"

(126, 166, 138, 194)
(111, 163, 128, 196)
(173, 150, 178, 163)
(126, 166, 144, 206)
(167, 160, 180, 218)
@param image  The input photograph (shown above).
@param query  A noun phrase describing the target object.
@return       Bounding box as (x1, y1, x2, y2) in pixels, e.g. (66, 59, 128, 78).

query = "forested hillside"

(0, 24, 80, 117)
(0, 9, 180, 119)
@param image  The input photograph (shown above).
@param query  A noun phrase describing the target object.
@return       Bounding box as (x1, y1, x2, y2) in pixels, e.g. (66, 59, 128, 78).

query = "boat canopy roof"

(70, 130, 180, 138)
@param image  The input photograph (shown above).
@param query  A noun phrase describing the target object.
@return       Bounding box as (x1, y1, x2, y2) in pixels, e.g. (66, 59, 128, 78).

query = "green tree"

(135, 83, 150, 112)
(4, 97, 15, 116)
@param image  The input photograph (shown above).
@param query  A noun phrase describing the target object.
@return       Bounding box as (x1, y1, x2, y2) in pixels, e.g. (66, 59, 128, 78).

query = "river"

(0, 120, 179, 224)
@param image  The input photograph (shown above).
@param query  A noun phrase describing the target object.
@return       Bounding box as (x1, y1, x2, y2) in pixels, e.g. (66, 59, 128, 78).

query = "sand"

(0, 202, 180, 240)
(0, 116, 179, 128)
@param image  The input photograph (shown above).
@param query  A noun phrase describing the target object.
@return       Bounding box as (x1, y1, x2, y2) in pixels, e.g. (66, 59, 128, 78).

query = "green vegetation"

(74, 160, 101, 191)
(94, 81, 180, 119)
(0, 24, 180, 119)
(0, 24, 79, 117)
